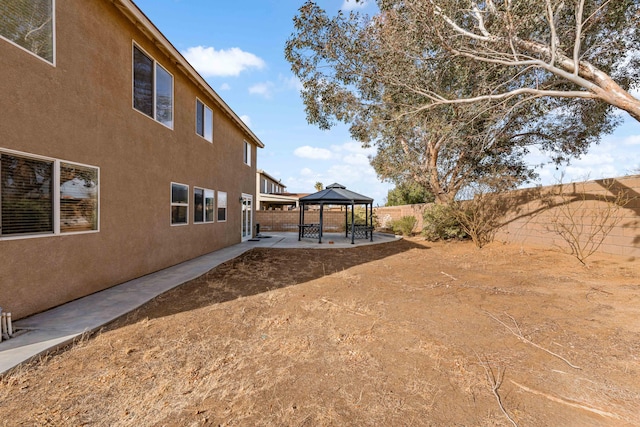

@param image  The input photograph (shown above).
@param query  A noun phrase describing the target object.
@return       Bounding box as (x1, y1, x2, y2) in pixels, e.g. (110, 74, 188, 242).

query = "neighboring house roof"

(113, 0, 264, 148)
(299, 183, 373, 205)
(257, 169, 285, 187)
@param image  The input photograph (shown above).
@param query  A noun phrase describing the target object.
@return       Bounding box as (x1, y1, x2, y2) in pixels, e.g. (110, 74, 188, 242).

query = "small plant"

(390, 215, 417, 236)
(422, 203, 468, 241)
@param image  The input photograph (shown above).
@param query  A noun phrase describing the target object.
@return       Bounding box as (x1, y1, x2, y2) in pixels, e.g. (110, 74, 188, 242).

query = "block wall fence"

(256, 175, 639, 258)
(255, 210, 350, 233)
(375, 175, 640, 258)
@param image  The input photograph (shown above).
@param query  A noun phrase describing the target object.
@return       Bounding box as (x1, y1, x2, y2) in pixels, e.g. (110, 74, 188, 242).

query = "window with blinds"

(1, 150, 99, 238)
(0, 0, 54, 64)
(1, 153, 53, 236)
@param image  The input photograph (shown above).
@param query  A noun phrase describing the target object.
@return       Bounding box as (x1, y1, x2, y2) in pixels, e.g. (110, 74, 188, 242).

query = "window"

(1, 153, 53, 235)
(217, 191, 227, 222)
(171, 183, 188, 225)
(0, 0, 54, 64)
(60, 162, 99, 232)
(133, 44, 173, 128)
(1, 150, 99, 238)
(205, 189, 215, 223)
(193, 187, 204, 223)
(196, 99, 213, 142)
(243, 141, 251, 166)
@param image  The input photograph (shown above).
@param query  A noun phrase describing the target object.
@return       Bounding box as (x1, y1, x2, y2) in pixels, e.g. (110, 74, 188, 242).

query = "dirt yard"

(1, 238, 639, 426)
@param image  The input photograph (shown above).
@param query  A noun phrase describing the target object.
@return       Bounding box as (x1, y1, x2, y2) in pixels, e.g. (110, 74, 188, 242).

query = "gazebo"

(298, 183, 374, 244)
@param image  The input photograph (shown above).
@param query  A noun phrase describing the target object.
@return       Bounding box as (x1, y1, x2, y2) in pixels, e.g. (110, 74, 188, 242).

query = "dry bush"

(546, 179, 631, 264)
(451, 192, 511, 249)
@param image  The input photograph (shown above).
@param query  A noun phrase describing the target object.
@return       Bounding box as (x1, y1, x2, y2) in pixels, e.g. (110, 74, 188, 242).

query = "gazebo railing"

(298, 223, 320, 240)
(347, 224, 375, 239)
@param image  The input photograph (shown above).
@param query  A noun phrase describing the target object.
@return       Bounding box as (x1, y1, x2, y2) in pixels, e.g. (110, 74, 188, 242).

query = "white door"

(241, 194, 253, 241)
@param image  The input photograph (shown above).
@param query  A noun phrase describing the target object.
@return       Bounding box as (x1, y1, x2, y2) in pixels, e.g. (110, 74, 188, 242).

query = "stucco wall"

(0, 0, 258, 318)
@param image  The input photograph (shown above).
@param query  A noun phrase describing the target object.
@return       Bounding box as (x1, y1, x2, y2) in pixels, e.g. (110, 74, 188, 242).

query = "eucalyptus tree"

(393, 0, 640, 120)
(286, 1, 622, 202)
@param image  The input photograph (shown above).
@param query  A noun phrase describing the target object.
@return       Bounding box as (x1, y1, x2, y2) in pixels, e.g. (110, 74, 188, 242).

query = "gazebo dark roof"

(298, 183, 375, 244)
(299, 183, 373, 205)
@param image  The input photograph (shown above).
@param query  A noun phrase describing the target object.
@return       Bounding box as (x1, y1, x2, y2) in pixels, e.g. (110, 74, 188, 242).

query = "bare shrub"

(450, 191, 511, 249)
(546, 178, 631, 264)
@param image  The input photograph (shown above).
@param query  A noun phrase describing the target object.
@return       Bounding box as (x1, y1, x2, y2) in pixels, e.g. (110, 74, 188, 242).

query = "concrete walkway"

(0, 232, 399, 375)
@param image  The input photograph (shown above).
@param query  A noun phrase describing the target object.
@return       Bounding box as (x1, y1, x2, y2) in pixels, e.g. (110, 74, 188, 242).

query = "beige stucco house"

(256, 169, 301, 210)
(0, 0, 263, 319)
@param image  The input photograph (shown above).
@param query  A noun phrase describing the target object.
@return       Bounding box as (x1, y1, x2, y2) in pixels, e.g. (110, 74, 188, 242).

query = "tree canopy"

(285, 0, 640, 202)
(385, 182, 434, 206)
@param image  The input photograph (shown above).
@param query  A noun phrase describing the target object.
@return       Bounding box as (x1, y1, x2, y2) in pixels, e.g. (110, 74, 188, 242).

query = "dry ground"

(1, 238, 639, 426)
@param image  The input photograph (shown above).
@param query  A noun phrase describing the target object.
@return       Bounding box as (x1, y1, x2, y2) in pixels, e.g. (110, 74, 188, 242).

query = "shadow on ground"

(107, 238, 428, 330)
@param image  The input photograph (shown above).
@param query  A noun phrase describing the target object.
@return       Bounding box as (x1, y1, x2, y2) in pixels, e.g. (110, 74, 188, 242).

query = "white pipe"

(1, 312, 6, 340)
(7, 312, 12, 337)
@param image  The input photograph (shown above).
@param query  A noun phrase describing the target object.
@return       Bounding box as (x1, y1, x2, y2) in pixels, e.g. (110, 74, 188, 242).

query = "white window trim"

(195, 98, 213, 143)
(0, 148, 100, 241)
(132, 42, 174, 130)
(170, 182, 189, 226)
(0, 0, 56, 66)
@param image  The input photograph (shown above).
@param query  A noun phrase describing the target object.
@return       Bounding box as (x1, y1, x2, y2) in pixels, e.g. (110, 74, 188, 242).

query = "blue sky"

(133, 0, 640, 204)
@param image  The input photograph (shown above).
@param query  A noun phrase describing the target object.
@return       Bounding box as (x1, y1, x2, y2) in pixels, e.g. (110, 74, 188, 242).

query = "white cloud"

(240, 115, 252, 127)
(294, 146, 333, 160)
(282, 75, 303, 91)
(527, 136, 639, 186)
(219, 83, 231, 91)
(331, 141, 375, 156)
(342, 153, 371, 166)
(249, 82, 275, 98)
(341, 0, 369, 11)
(300, 168, 314, 177)
(182, 46, 265, 77)
(623, 134, 640, 145)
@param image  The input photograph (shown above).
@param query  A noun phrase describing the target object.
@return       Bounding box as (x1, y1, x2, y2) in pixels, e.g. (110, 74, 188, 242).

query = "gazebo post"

(344, 207, 348, 238)
(298, 202, 304, 241)
(369, 203, 373, 241)
(350, 202, 355, 244)
(319, 203, 324, 244)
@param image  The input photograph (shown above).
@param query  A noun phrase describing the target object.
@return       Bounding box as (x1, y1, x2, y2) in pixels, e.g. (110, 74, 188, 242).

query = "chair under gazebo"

(298, 183, 374, 244)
